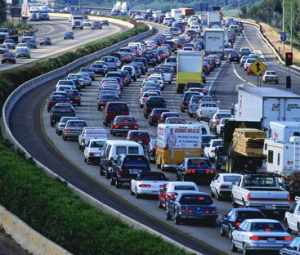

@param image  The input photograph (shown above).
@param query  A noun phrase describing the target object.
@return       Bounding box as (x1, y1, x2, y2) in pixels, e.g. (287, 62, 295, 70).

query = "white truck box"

(204, 28, 224, 54)
(171, 9, 182, 20)
(264, 136, 300, 176)
(156, 123, 203, 149)
(236, 85, 300, 129)
(270, 121, 300, 143)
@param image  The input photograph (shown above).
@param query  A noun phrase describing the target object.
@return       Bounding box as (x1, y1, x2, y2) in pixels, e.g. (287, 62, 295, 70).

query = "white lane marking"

(232, 63, 255, 87)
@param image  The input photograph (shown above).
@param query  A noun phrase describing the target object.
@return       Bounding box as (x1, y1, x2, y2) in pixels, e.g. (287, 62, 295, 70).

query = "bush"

(0, 140, 190, 255)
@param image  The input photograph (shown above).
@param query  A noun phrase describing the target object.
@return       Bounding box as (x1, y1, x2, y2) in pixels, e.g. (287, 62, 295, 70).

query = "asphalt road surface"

(0, 17, 124, 71)
(9, 22, 300, 255)
(0, 229, 30, 255)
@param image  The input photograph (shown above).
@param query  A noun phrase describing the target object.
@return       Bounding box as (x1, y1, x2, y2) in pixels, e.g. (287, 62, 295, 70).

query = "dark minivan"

(103, 102, 129, 126)
(143, 96, 166, 118)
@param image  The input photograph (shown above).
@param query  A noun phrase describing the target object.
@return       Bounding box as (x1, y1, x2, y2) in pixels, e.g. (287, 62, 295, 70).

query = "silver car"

(15, 46, 31, 58)
(232, 219, 292, 254)
(62, 120, 87, 141)
(55, 116, 79, 135)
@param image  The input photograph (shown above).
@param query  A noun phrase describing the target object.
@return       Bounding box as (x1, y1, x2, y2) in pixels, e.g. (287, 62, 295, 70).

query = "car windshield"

(90, 141, 105, 148)
(187, 159, 211, 168)
(212, 140, 223, 146)
(250, 222, 284, 232)
(180, 194, 213, 205)
(244, 176, 277, 187)
(223, 175, 241, 183)
(108, 104, 128, 111)
(54, 106, 72, 112)
(147, 98, 166, 106)
(116, 117, 136, 123)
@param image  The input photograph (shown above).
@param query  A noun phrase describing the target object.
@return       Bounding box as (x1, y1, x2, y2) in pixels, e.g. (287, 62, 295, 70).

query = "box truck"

(235, 85, 300, 130)
(156, 123, 204, 171)
(176, 50, 204, 93)
(171, 9, 182, 20)
(204, 28, 225, 55)
(207, 11, 221, 27)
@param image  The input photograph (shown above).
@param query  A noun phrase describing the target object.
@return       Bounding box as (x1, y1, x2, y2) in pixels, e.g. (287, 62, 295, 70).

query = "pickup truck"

(204, 138, 223, 160)
(232, 174, 290, 214)
(196, 102, 219, 121)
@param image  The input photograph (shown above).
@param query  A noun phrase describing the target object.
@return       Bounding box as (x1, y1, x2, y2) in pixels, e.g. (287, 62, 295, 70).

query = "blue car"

(280, 237, 300, 255)
(166, 191, 217, 225)
(64, 32, 74, 40)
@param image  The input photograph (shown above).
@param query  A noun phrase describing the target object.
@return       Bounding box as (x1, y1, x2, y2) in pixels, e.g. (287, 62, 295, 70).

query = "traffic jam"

(46, 7, 300, 255)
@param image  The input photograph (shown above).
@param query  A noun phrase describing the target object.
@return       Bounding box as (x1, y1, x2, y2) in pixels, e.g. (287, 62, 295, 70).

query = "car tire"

(232, 198, 238, 208)
(100, 168, 104, 176)
(166, 211, 171, 220)
(115, 179, 121, 188)
(175, 215, 181, 225)
(135, 192, 141, 199)
(158, 201, 163, 209)
(105, 171, 110, 179)
(220, 225, 225, 236)
(231, 241, 238, 252)
(110, 178, 116, 186)
(215, 191, 221, 201)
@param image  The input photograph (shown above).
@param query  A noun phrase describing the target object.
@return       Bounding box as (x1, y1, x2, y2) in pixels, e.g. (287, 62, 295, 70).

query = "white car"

(262, 70, 279, 84)
(139, 91, 160, 108)
(78, 127, 108, 150)
(83, 139, 106, 164)
(196, 102, 219, 121)
(231, 219, 292, 254)
(216, 117, 231, 136)
(284, 197, 300, 233)
(130, 172, 168, 198)
(147, 73, 164, 89)
(243, 58, 256, 71)
(204, 138, 224, 159)
(210, 173, 242, 200)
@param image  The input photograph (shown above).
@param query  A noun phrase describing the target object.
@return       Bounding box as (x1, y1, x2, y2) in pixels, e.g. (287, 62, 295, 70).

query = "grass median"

(0, 19, 192, 255)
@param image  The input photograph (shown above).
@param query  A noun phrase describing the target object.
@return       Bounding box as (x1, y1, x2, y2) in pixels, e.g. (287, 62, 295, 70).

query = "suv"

(103, 102, 129, 126)
(110, 155, 151, 188)
(148, 108, 169, 126)
(50, 103, 75, 127)
(126, 130, 151, 147)
(144, 96, 166, 118)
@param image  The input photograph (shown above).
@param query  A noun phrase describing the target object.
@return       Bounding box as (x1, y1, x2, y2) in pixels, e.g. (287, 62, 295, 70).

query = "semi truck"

(72, 15, 84, 30)
(235, 85, 300, 130)
(155, 123, 204, 171)
(204, 28, 225, 56)
(176, 50, 204, 93)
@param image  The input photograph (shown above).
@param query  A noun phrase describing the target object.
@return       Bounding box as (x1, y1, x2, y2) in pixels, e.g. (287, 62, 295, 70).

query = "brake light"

(133, 124, 139, 129)
(283, 236, 293, 241)
(112, 124, 120, 129)
(245, 192, 251, 201)
(205, 169, 215, 174)
(220, 185, 230, 189)
(167, 192, 177, 200)
(288, 193, 293, 202)
(186, 169, 196, 174)
(139, 184, 151, 188)
(250, 235, 261, 241)
(235, 222, 240, 228)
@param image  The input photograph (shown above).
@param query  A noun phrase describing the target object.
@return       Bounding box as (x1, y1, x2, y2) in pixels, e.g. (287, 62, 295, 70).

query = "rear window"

(128, 146, 139, 154)
(174, 185, 196, 191)
(180, 195, 213, 205)
(90, 141, 105, 148)
(54, 106, 73, 112)
(116, 146, 127, 155)
(187, 159, 211, 168)
(244, 176, 277, 187)
(67, 121, 86, 127)
(250, 222, 283, 232)
(108, 103, 128, 112)
(140, 172, 166, 180)
(237, 211, 265, 220)
(223, 175, 241, 183)
(147, 98, 166, 107)
(123, 157, 149, 170)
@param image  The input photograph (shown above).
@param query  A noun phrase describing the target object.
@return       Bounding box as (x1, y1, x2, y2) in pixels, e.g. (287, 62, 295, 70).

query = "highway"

(8, 22, 300, 255)
(0, 17, 124, 71)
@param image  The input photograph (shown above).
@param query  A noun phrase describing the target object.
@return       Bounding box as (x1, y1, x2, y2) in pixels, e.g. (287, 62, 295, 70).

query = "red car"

(103, 102, 129, 126)
(126, 130, 150, 147)
(111, 115, 139, 136)
(67, 90, 81, 106)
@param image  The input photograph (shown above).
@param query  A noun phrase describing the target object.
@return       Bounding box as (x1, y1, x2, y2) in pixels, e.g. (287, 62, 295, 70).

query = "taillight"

(167, 192, 177, 200)
(205, 169, 215, 174)
(186, 169, 196, 174)
(250, 235, 261, 241)
(245, 192, 251, 201)
(220, 185, 230, 189)
(139, 184, 151, 188)
(112, 124, 120, 129)
(133, 124, 139, 129)
(288, 193, 293, 202)
(283, 236, 293, 241)
(234, 221, 240, 228)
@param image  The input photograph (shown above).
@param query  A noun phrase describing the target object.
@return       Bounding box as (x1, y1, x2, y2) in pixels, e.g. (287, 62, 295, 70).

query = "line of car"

(44, 17, 300, 255)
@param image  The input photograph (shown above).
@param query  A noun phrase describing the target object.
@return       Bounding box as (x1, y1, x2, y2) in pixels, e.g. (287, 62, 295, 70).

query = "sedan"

(83, 139, 106, 164)
(62, 119, 87, 141)
(280, 237, 300, 255)
(110, 115, 139, 136)
(64, 31, 74, 40)
(219, 208, 266, 239)
(166, 192, 217, 225)
(262, 70, 279, 84)
(1, 51, 16, 64)
(130, 172, 168, 198)
(210, 173, 242, 200)
(176, 157, 216, 184)
(40, 37, 52, 46)
(232, 219, 292, 254)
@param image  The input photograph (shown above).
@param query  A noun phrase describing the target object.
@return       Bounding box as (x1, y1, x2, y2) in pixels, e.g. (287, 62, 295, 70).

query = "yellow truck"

(176, 50, 204, 93)
(156, 123, 204, 171)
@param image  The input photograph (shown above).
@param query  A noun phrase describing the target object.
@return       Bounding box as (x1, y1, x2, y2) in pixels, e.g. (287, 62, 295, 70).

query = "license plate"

(124, 126, 129, 128)
(268, 238, 275, 241)
(129, 169, 140, 174)
(265, 205, 273, 209)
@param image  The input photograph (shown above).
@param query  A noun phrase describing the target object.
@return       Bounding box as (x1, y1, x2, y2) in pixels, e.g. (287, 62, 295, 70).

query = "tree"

(0, 0, 6, 23)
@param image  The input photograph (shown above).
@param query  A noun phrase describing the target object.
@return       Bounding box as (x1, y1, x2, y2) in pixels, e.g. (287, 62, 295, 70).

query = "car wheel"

(115, 179, 121, 188)
(166, 211, 171, 220)
(175, 215, 181, 225)
(215, 191, 221, 201)
(105, 171, 110, 179)
(100, 168, 104, 176)
(228, 229, 233, 240)
(231, 241, 238, 252)
(158, 201, 163, 209)
(135, 192, 141, 199)
(220, 225, 225, 236)
(110, 178, 116, 186)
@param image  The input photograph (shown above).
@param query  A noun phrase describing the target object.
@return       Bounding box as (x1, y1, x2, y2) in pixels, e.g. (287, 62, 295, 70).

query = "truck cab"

(285, 198, 300, 233)
(72, 15, 84, 30)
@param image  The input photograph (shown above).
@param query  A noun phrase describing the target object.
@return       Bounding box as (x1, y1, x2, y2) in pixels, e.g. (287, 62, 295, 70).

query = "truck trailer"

(204, 28, 225, 56)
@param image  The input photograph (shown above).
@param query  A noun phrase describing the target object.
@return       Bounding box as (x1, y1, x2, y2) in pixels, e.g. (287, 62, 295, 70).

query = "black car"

(176, 157, 217, 183)
(181, 92, 202, 112)
(89, 62, 108, 75)
(166, 192, 217, 225)
(47, 94, 70, 112)
(97, 94, 119, 110)
(50, 103, 75, 127)
(219, 208, 266, 239)
(143, 96, 167, 118)
(280, 237, 300, 255)
(229, 51, 240, 62)
(110, 155, 151, 188)
(40, 37, 52, 46)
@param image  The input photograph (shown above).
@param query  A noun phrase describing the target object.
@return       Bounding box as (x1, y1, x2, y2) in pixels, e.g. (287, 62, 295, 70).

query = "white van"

(103, 140, 144, 161)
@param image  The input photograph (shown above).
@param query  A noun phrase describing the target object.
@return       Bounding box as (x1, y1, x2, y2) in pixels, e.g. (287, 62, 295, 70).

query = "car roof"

(168, 181, 197, 186)
(105, 140, 141, 146)
(243, 219, 279, 223)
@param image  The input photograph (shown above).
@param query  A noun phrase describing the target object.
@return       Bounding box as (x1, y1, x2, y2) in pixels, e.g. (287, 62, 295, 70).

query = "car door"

(288, 203, 299, 232)
(210, 175, 219, 194)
